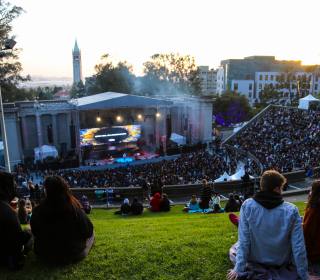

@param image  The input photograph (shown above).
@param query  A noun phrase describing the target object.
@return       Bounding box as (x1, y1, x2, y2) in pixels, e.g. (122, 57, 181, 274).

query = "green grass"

(1, 202, 306, 280)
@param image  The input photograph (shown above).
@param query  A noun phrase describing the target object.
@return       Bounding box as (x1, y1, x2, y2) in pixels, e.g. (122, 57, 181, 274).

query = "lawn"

(1, 202, 306, 280)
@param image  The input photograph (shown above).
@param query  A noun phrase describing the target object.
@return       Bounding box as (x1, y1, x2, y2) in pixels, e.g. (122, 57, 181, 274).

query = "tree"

(141, 53, 201, 96)
(260, 84, 282, 105)
(70, 80, 85, 98)
(0, 1, 28, 101)
(213, 91, 251, 126)
(86, 54, 135, 95)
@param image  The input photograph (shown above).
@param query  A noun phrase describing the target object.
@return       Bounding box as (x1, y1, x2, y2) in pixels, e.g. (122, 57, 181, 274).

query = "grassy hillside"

(1, 202, 306, 280)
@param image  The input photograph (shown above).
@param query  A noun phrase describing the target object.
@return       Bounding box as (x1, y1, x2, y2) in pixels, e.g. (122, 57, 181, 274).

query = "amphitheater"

(2, 104, 319, 280)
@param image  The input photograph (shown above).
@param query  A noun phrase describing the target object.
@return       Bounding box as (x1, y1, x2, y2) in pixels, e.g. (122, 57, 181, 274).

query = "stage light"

(116, 115, 122, 122)
(156, 112, 161, 118)
(137, 114, 143, 120)
(96, 113, 101, 122)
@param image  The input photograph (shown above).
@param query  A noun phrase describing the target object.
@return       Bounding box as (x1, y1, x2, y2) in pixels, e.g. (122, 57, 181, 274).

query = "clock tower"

(72, 40, 83, 84)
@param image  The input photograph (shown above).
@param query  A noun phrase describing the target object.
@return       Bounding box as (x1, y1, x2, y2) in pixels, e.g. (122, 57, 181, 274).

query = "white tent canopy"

(229, 167, 254, 181)
(34, 145, 58, 162)
(170, 133, 186, 145)
(214, 172, 231, 182)
(298, 94, 320, 110)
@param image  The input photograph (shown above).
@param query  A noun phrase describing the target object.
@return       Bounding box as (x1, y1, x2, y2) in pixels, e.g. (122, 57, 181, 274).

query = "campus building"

(198, 66, 217, 96)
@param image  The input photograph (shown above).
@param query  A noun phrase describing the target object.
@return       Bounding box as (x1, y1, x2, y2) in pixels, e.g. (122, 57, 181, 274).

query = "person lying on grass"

(0, 171, 32, 270)
(227, 170, 308, 280)
(31, 176, 94, 265)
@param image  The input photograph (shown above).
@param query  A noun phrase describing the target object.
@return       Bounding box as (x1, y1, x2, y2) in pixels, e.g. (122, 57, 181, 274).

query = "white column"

(35, 112, 43, 147)
(51, 113, 58, 147)
(21, 116, 29, 149)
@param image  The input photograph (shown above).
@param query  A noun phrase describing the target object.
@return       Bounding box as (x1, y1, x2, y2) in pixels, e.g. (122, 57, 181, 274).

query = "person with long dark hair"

(303, 180, 320, 267)
(0, 171, 32, 270)
(30, 176, 94, 265)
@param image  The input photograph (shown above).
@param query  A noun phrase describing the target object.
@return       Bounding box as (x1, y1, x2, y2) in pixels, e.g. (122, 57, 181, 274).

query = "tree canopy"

(213, 91, 251, 126)
(86, 54, 135, 95)
(0, 1, 28, 101)
(140, 53, 201, 96)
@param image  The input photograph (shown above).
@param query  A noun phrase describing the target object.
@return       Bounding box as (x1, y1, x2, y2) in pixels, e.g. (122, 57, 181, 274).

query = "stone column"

(66, 112, 72, 150)
(74, 110, 82, 165)
(35, 112, 42, 147)
(21, 116, 29, 149)
(51, 113, 58, 147)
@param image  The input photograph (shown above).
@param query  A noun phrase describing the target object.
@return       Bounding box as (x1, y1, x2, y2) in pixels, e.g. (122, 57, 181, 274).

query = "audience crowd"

(229, 106, 320, 173)
(51, 148, 238, 189)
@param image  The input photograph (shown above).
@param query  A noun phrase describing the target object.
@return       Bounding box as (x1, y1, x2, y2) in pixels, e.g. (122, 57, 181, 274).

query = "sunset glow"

(9, 0, 320, 78)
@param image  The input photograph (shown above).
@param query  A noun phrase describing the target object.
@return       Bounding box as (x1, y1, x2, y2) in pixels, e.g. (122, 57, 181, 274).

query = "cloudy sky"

(10, 0, 320, 79)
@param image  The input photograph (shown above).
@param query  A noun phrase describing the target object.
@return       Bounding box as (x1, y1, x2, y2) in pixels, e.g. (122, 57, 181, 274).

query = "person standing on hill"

(199, 179, 212, 209)
(227, 170, 308, 280)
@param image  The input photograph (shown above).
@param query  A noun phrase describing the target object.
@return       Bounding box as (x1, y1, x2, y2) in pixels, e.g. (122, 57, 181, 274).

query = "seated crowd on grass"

(1, 169, 320, 279)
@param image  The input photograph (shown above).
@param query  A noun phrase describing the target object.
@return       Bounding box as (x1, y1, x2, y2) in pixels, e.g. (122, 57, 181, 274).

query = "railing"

(223, 104, 273, 144)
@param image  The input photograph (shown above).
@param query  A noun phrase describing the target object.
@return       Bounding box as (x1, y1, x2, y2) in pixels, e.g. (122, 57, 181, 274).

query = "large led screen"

(80, 125, 141, 147)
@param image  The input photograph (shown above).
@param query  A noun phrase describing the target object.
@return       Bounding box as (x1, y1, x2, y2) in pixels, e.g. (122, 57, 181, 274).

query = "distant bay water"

(18, 78, 72, 88)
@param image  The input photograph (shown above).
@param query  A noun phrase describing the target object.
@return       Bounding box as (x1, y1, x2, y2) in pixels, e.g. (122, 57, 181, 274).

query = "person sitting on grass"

(224, 193, 240, 213)
(115, 198, 131, 215)
(0, 171, 32, 270)
(233, 194, 243, 207)
(130, 198, 144, 215)
(80, 195, 92, 214)
(160, 193, 170, 212)
(211, 192, 221, 209)
(18, 199, 31, 225)
(183, 195, 201, 212)
(30, 176, 94, 265)
(150, 192, 161, 212)
(227, 170, 308, 280)
(303, 180, 320, 276)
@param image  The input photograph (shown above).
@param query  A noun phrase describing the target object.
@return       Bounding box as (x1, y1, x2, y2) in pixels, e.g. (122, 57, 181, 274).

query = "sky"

(9, 0, 320, 79)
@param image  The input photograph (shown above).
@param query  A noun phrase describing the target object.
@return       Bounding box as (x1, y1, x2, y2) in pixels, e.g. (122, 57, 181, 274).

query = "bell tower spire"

(72, 39, 83, 84)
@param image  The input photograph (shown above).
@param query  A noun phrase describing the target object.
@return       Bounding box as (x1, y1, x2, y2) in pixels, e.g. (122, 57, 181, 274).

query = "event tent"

(214, 172, 231, 182)
(229, 167, 254, 181)
(34, 145, 58, 162)
(298, 94, 320, 110)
